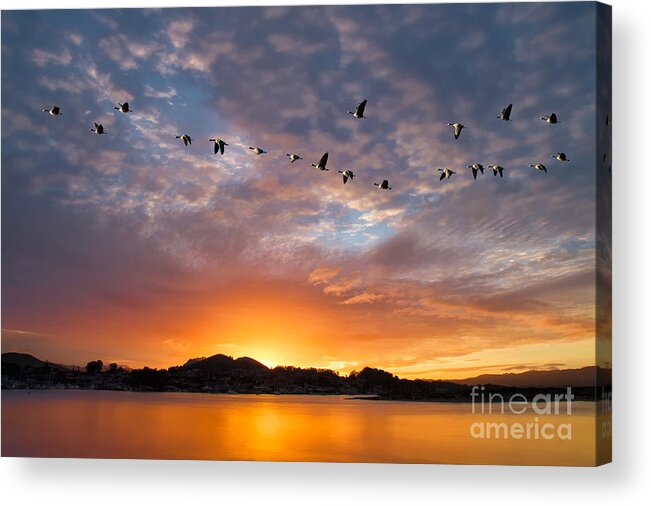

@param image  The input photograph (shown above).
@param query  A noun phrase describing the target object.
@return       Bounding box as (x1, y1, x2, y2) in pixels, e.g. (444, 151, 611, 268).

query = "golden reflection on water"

(2, 390, 604, 465)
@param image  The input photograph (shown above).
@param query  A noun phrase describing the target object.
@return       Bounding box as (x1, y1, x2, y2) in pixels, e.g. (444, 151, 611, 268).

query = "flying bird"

(438, 168, 456, 180)
(467, 163, 485, 180)
(498, 103, 513, 121)
(249, 146, 266, 155)
(209, 138, 228, 155)
(338, 169, 355, 184)
(541, 113, 559, 124)
(348, 99, 367, 119)
(176, 134, 192, 146)
(286, 153, 303, 163)
(42, 106, 61, 116)
(552, 152, 570, 161)
(489, 165, 505, 178)
(530, 163, 547, 173)
(447, 122, 465, 140)
(311, 152, 329, 171)
(114, 102, 131, 113)
(374, 179, 391, 190)
(90, 122, 106, 135)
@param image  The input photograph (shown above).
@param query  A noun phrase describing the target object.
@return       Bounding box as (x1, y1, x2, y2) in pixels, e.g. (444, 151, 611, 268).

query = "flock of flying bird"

(42, 98, 574, 192)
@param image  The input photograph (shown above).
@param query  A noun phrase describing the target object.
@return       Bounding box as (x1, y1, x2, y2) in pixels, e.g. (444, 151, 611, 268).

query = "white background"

(1, 0, 649, 504)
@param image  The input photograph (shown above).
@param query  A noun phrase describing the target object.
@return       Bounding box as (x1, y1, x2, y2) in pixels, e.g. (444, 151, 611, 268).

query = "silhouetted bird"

(176, 134, 192, 146)
(552, 152, 569, 161)
(438, 168, 456, 180)
(209, 138, 228, 155)
(311, 152, 329, 171)
(467, 163, 485, 180)
(374, 179, 391, 190)
(348, 99, 367, 119)
(114, 102, 131, 113)
(338, 169, 355, 184)
(447, 122, 464, 139)
(286, 153, 303, 163)
(90, 122, 105, 135)
(42, 106, 61, 116)
(530, 163, 547, 173)
(541, 113, 559, 124)
(498, 103, 512, 121)
(489, 165, 505, 178)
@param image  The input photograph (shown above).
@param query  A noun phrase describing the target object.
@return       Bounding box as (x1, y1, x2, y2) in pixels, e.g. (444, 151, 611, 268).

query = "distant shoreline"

(2, 352, 610, 403)
(1, 387, 603, 403)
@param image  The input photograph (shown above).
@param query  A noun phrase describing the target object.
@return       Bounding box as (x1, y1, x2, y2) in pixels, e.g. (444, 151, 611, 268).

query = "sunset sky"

(1, 3, 602, 379)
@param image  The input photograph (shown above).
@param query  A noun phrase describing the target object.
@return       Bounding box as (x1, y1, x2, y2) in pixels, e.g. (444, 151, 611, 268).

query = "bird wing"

(214, 142, 218, 154)
(440, 171, 446, 181)
(472, 168, 477, 179)
(187, 136, 192, 145)
(319, 152, 328, 168)
(504, 103, 512, 118)
(123, 102, 129, 110)
(220, 141, 224, 154)
(357, 99, 367, 116)
(183, 137, 188, 146)
(498, 167, 503, 177)
(550, 113, 557, 122)
(343, 174, 348, 184)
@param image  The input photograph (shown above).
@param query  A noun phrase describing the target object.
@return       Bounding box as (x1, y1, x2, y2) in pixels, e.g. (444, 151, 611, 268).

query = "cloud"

(39, 75, 86, 94)
(84, 62, 134, 101)
(143, 85, 177, 101)
(32, 47, 72, 66)
(341, 292, 386, 305)
(167, 19, 194, 49)
(268, 33, 327, 55)
(66, 32, 83, 46)
(100, 34, 159, 70)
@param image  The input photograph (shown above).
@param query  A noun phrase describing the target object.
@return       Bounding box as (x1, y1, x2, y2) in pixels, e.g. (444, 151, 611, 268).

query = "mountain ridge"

(449, 366, 611, 388)
(2, 352, 610, 387)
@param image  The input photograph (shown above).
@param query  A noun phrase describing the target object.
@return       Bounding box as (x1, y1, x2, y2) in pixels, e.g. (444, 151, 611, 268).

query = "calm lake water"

(2, 390, 605, 465)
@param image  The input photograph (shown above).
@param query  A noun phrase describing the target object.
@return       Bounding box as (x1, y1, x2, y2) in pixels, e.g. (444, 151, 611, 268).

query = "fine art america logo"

(469, 386, 574, 441)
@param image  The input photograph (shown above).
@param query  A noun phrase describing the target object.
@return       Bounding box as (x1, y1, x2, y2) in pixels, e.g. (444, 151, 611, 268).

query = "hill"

(2, 352, 49, 368)
(179, 354, 269, 373)
(450, 366, 610, 388)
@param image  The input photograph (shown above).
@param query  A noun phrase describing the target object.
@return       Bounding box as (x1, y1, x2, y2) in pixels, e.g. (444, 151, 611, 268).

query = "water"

(2, 390, 602, 465)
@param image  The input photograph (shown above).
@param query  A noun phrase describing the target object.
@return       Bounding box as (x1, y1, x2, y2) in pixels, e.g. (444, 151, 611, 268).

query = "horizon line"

(1, 349, 606, 382)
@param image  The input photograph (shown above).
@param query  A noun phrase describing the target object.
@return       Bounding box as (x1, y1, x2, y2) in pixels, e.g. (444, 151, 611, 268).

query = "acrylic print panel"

(1, 2, 611, 466)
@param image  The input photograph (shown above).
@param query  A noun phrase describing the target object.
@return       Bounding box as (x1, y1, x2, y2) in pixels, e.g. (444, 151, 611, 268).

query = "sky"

(1, 3, 606, 379)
